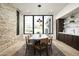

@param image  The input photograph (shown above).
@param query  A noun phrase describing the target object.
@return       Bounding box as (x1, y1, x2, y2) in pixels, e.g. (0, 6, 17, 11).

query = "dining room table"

(29, 34, 49, 44)
(30, 34, 48, 39)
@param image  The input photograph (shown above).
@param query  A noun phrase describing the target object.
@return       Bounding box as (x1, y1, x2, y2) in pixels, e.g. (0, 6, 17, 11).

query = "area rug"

(14, 43, 65, 56)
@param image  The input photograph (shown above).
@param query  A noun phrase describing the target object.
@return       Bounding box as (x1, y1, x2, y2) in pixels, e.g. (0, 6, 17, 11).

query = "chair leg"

(25, 49, 27, 56)
(34, 48, 36, 55)
(25, 45, 28, 56)
(50, 45, 53, 55)
(46, 46, 48, 56)
(39, 50, 41, 56)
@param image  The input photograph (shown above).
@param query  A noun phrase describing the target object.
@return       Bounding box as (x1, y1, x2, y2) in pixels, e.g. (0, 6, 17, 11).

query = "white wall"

(19, 13, 23, 35)
(54, 3, 79, 20)
(64, 12, 79, 35)
(53, 16, 56, 39)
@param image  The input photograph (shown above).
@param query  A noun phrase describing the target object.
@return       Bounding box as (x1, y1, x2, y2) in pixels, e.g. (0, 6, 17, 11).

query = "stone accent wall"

(0, 3, 20, 52)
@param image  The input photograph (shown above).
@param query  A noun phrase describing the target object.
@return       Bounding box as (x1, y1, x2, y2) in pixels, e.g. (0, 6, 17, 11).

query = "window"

(17, 11, 19, 35)
(34, 16, 43, 34)
(24, 15, 53, 34)
(24, 16, 33, 34)
(44, 16, 53, 34)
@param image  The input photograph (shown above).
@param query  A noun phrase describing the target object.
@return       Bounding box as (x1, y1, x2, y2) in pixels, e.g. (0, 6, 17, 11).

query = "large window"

(24, 15, 53, 34)
(44, 16, 52, 34)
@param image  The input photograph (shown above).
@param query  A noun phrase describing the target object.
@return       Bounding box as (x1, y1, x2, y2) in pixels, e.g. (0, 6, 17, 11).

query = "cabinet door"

(61, 34, 64, 42)
(64, 34, 72, 46)
(68, 35, 73, 46)
(59, 20, 64, 32)
(71, 36, 78, 50)
(76, 36, 79, 50)
(58, 34, 63, 42)
(63, 34, 66, 43)
(64, 34, 68, 44)
(77, 38, 79, 50)
(58, 34, 60, 41)
(59, 34, 62, 41)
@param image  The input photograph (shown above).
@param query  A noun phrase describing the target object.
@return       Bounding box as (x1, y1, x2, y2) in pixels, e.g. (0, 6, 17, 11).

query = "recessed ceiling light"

(38, 5, 41, 7)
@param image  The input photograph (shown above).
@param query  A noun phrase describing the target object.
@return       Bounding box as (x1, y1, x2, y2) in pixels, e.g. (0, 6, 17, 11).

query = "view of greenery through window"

(24, 15, 53, 34)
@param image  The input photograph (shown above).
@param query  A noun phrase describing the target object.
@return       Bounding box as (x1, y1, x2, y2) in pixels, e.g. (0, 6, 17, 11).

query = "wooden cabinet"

(77, 36, 79, 50)
(57, 33, 79, 50)
(56, 18, 65, 40)
(56, 18, 79, 50)
(72, 36, 79, 50)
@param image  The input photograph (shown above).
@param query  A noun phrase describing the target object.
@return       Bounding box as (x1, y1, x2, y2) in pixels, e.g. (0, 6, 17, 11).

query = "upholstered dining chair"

(33, 38, 49, 56)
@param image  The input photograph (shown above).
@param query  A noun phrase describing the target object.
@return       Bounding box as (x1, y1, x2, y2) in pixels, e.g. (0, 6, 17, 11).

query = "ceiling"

(12, 3, 68, 15)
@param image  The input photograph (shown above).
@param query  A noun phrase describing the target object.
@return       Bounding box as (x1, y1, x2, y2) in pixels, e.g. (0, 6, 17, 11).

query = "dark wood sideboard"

(56, 18, 79, 50)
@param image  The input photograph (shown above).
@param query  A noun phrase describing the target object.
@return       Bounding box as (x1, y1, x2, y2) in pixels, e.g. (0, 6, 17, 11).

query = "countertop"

(58, 32, 79, 36)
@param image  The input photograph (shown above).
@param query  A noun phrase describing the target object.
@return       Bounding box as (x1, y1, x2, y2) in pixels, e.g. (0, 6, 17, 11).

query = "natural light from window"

(25, 16, 33, 33)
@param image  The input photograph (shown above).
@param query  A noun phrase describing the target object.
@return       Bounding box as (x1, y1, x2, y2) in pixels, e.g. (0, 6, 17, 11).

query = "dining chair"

(28, 34, 32, 38)
(33, 38, 49, 56)
(48, 36, 53, 54)
(25, 35, 33, 55)
(40, 38, 49, 55)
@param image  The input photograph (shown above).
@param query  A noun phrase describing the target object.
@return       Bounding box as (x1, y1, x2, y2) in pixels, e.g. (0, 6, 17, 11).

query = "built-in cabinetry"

(56, 19, 79, 50)
(58, 33, 79, 50)
(56, 19, 65, 40)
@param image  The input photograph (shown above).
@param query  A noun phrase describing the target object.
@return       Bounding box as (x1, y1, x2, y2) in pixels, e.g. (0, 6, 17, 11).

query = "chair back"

(25, 36, 28, 45)
(40, 38, 49, 45)
(48, 36, 53, 45)
(25, 35, 30, 43)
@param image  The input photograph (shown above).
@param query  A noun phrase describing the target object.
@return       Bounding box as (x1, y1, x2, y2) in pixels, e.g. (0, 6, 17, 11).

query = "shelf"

(64, 25, 79, 28)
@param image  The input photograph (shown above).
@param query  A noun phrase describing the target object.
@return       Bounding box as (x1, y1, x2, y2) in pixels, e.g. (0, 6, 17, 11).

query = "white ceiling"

(12, 3, 68, 15)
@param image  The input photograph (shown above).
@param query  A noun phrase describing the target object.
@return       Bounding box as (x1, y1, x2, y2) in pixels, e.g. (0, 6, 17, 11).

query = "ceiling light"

(38, 5, 41, 7)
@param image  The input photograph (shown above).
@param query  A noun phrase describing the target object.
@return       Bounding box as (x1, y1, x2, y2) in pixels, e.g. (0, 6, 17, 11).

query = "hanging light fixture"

(37, 18, 42, 22)
(37, 4, 42, 22)
(38, 4, 41, 7)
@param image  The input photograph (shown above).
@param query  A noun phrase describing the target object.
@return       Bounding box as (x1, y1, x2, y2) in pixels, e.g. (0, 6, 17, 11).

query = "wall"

(54, 3, 79, 19)
(53, 16, 56, 39)
(64, 12, 79, 35)
(19, 13, 23, 35)
(0, 3, 22, 52)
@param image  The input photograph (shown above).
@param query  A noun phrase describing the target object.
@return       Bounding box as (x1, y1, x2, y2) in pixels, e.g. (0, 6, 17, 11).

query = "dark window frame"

(16, 11, 19, 35)
(23, 15, 53, 34)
